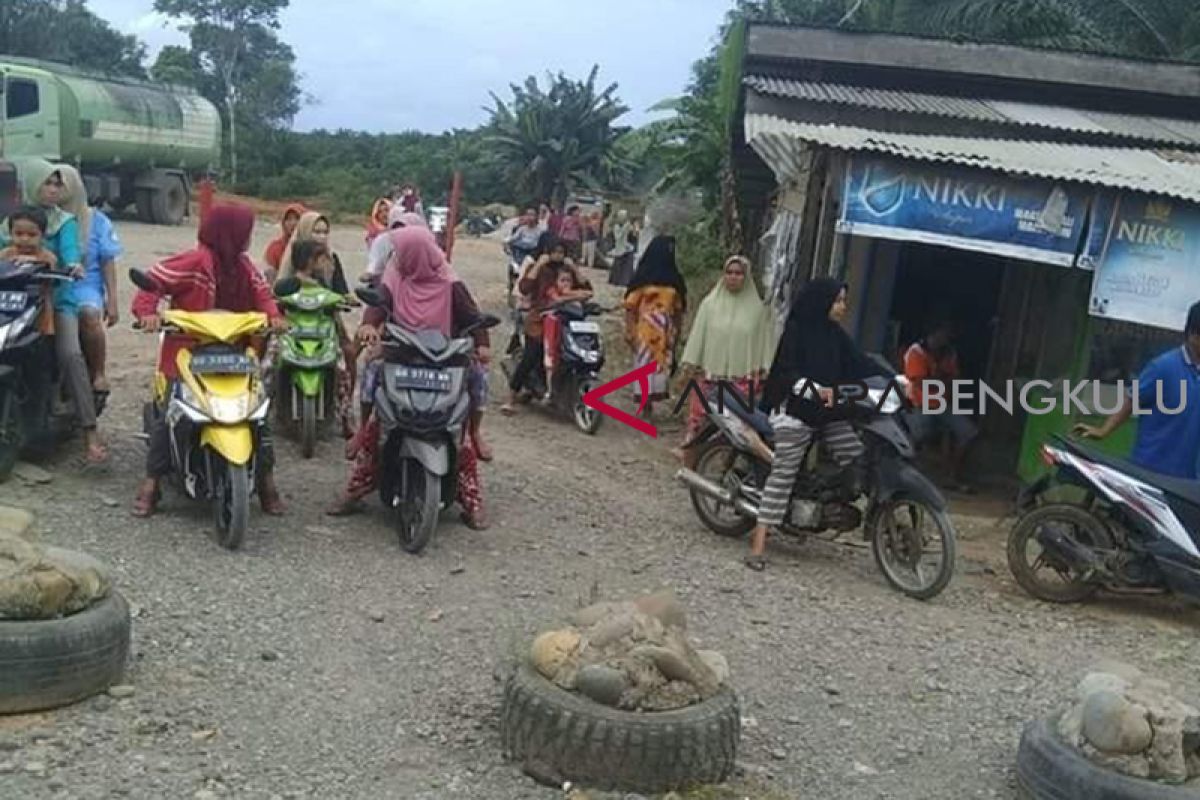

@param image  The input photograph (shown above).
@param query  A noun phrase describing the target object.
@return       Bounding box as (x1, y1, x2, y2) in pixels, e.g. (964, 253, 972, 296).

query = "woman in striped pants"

(747, 279, 885, 571)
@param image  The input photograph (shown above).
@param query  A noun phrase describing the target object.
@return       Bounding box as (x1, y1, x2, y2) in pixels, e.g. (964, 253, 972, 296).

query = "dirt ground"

(2, 215, 1199, 800)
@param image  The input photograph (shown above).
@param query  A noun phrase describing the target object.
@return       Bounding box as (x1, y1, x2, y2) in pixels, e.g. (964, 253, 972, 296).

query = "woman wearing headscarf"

(676, 256, 777, 467)
(0, 159, 105, 463)
(744, 279, 887, 571)
(262, 203, 306, 283)
(130, 203, 288, 518)
(622, 235, 687, 417)
(606, 210, 635, 286)
(327, 226, 489, 528)
(57, 166, 122, 416)
(274, 211, 355, 436)
(365, 197, 392, 245)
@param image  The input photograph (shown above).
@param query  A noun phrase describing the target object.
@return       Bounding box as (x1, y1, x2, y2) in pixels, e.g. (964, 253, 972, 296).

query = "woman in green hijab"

(675, 255, 777, 468)
(0, 158, 106, 463)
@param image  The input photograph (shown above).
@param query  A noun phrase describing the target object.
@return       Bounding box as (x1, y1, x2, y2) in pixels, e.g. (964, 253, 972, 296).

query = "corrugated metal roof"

(745, 76, 1200, 147)
(744, 114, 1200, 204)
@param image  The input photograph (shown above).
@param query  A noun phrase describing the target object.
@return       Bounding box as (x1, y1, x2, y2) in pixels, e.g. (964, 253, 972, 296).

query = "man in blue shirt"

(1075, 302, 1200, 480)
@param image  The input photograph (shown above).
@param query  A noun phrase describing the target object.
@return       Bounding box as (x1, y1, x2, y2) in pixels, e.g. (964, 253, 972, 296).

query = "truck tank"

(55, 73, 220, 170)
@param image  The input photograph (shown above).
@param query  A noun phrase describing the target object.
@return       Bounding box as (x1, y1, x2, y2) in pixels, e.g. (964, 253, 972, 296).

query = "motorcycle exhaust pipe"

(675, 469, 759, 518)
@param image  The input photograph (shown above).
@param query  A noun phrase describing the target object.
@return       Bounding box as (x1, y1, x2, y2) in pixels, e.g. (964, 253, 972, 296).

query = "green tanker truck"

(0, 56, 221, 225)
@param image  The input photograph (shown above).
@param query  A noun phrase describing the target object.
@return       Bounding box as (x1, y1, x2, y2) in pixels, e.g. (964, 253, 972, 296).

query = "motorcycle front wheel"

(395, 458, 441, 555)
(573, 377, 602, 435)
(0, 387, 21, 482)
(300, 394, 318, 459)
(868, 496, 956, 600)
(212, 456, 250, 551)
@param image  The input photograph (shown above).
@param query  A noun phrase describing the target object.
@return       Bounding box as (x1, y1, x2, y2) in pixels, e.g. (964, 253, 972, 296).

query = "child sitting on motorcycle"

(1, 207, 58, 267)
(540, 269, 593, 402)
(131, 204, 288, 518)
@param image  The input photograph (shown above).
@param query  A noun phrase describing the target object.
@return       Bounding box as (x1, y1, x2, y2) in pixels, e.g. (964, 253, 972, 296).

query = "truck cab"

(0, 64, 61, 161)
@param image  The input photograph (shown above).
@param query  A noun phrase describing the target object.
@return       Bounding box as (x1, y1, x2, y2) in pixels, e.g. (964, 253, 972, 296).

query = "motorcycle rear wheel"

(300, 394, 318, 459)
(395, 458, 441, 555)
(1007, 504, 1109, 603)
(212, 458, 250, 551)
(690, 442, 756, 539)
(869, 496, 956, 600)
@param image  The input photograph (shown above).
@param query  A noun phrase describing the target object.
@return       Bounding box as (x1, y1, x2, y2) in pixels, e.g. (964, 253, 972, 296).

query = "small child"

(288, 239, 328, 286)
(0, 206, 58, 267)
(540, 269, 593, 401)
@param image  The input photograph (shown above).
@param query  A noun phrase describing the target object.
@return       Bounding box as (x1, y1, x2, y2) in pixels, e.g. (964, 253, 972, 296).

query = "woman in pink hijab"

(329, 226, 490, 527)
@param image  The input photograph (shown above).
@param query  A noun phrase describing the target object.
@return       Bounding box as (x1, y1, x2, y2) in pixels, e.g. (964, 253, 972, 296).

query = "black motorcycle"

(1009, 435, 1200, 604)
(676, 374, 957, 600)
(0, 259, 77, 479)
(358, 285, 499, 554)
(501, 299, 607, 435)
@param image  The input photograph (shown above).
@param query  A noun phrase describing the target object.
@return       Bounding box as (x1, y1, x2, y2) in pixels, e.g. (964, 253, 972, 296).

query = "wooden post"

(198, 177, 215, 225)
(444, 171, 463, 259)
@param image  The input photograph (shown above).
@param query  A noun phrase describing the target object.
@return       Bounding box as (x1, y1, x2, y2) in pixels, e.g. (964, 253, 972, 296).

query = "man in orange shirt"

(904, 321, 978, 492)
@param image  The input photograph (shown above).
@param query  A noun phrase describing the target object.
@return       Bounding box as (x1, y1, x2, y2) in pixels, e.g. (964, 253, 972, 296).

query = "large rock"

(0, 507, 34, 540)
(633, 590, 687, 630)
(0, 533, 112, 620)
(530, 629, 581, 680)
(1081, 691, 1153, 755)
(575, 665, 629, 707)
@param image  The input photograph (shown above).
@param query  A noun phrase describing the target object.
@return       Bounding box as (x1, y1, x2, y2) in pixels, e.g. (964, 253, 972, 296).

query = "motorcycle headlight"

(207, 394, 253, 423)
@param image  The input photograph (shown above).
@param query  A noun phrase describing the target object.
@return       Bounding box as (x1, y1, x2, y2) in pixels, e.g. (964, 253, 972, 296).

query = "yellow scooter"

(131, 270, 271, 550)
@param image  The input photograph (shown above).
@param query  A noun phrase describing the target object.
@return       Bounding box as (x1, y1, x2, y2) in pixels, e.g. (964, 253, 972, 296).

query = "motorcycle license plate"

(0, 291, 25, 313)
(392, 366, 452, 392)
(568, 321, 600, 334)
(190, 352, 255, 374)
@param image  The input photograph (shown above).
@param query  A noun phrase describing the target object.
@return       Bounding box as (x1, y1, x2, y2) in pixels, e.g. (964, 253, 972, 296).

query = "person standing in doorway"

(1075, 301, 1200, 480)
(904, 320, 979, 492)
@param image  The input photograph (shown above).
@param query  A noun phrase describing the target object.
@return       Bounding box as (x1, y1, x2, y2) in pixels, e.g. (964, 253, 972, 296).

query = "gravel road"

(1, 217, 1198, 800)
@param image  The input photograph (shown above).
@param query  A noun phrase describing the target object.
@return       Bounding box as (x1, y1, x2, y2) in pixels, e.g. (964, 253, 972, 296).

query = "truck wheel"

(501, 661, 740, 794)
(135, 190, 155, 223)
(152, 178, 188, 226)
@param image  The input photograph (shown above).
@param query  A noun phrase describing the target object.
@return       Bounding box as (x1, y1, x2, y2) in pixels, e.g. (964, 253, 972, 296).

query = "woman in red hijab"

(328, 226, 489, 528)
(262, 203, 306, 282)
(131, 203, 288, 518)
(365, 197, 391, 245)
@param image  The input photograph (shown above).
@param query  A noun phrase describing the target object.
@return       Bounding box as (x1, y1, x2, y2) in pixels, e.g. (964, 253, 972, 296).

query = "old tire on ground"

(501, 661, 740, 794)
(0, 592, 131, 714)
(151, 178, 188, 225)
(1016, 717, 1196, 799)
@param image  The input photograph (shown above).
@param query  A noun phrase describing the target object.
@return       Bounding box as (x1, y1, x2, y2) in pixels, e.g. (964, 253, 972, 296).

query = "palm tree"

(487, 67, 631, 206)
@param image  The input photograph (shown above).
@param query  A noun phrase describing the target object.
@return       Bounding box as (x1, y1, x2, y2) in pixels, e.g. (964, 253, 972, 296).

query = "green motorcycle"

(272, 280, 354, 458)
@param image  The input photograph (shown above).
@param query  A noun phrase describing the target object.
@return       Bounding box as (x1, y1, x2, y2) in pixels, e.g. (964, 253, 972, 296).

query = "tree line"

(3, 1, 1197, 223)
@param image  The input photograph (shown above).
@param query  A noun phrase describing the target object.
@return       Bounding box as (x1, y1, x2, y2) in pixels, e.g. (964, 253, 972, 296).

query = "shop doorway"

(887, 243, 1006, 381)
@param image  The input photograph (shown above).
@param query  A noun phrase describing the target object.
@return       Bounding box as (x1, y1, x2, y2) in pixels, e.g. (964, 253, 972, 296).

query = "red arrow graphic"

(583, 361, 659, 438)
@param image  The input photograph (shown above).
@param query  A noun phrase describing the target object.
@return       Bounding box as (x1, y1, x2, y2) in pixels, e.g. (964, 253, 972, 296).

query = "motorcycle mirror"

(355, 287, 387, 308)
(273, 277, 301, 297)
(128, 268, 157, 292)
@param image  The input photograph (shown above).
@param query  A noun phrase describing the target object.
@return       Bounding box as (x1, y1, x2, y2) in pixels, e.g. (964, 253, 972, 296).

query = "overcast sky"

(87, 0, 733, 133)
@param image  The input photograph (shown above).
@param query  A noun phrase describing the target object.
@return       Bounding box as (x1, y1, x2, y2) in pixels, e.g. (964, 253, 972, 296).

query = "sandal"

(85, 442, 109, 465)
(475, 440, 494, 462)
(744, 554, 768, 572)
(461, 511, 489, 531)
(499, 404, 517, 417)
(258, 486, 285, 516)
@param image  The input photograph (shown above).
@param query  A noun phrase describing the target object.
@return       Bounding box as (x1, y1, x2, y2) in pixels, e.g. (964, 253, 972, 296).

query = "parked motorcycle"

(1009, 435, 1200, 604)
(357, 285, 499, 554)
(675, 374, 957, 600)
(130, 269, 272, 550)
(271, 277, 355, 458)
(500, 299, 607, 435)
(0, 258, 76, 479)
